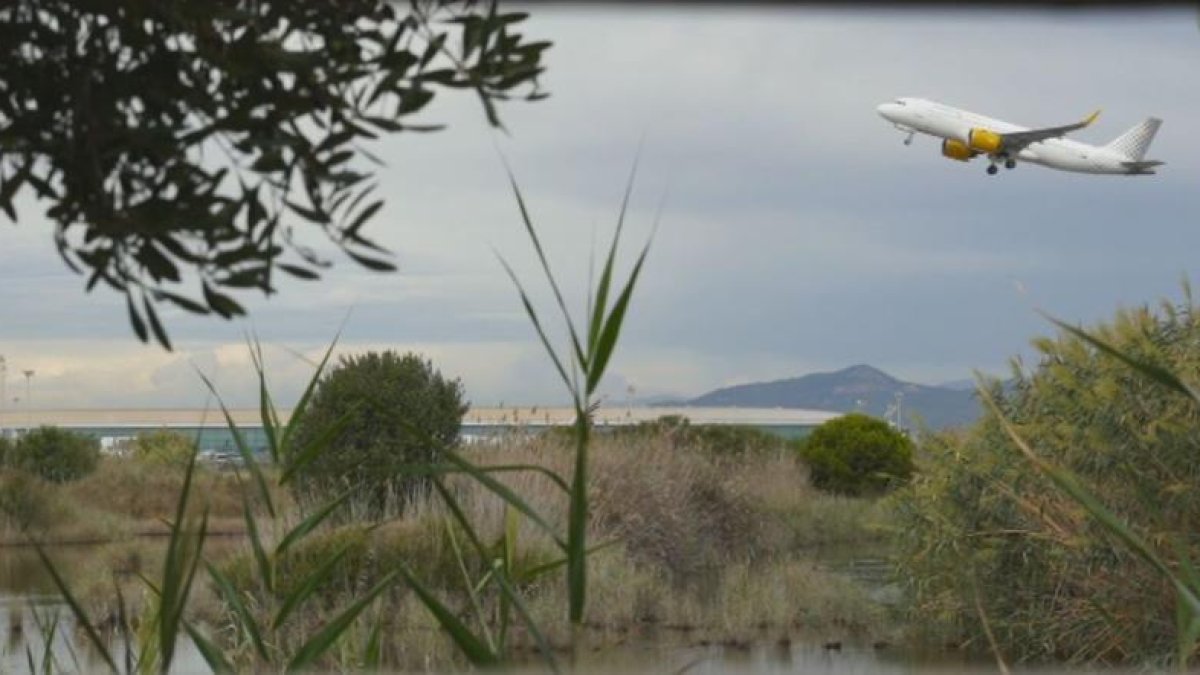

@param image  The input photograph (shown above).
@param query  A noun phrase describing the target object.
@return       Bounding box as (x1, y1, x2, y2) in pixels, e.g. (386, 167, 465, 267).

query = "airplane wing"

(1001, 110, 1101, 151)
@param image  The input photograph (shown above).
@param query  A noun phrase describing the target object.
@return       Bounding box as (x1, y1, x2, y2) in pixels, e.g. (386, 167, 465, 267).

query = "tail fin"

(1105, 117, 1162, 161)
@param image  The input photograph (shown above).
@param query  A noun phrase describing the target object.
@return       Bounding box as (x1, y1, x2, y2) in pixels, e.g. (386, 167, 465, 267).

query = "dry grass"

(204, 429, 890, 671)
(1, 457, 259, 544)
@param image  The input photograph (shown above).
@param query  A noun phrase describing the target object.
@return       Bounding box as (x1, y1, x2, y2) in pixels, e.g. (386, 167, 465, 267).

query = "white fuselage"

(877, 98, 1131, 175)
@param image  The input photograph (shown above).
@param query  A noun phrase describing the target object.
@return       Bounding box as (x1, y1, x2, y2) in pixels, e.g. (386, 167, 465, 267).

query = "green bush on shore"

(285, 350, 467, 519)
(799, 413, 913, 496)
(128, 430, 195, 468)
(0, 470, 55, 531)
(7, 426, 100, 483)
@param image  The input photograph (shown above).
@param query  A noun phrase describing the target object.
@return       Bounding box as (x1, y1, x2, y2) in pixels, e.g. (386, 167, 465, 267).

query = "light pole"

(23, 369, 33, 429)
(0, 355, 6, 432)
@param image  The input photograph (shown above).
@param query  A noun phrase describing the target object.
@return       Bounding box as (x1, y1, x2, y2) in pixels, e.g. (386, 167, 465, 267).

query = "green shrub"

(129, 430, 194, 468)
(9, 427, 101, 483)
(0, 435, 11, 466)
(604, 415, 787, 457)
(0, 470, 54, 531)
(798, 413, 913, 496)
(890, 295, 1200, 663)
(285, 350, 466, 519)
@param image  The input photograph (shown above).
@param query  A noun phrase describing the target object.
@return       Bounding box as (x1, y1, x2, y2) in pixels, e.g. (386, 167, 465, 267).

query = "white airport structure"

(0, 406, 843, 453)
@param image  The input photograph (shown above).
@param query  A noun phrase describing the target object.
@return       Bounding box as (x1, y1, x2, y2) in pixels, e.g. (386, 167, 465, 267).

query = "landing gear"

(986, 164, 999, 176)
(903, 131, 914, 146)
(1004, 158, 1016, 170)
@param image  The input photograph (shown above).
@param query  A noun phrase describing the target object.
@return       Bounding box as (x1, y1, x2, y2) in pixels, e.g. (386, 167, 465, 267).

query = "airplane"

(876, 97, 1163, 176)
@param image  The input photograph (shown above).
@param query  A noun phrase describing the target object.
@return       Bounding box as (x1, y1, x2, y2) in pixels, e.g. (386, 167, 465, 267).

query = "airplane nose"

(877, 103, 897, 121)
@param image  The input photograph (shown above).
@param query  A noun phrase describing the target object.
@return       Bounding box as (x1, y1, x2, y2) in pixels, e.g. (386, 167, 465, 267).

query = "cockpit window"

(894, 99, 907, 106)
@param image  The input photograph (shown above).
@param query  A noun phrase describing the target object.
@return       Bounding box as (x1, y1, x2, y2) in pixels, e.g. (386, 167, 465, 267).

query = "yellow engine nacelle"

(967, 127, 1004, 153)
(941, 138, 977, 162)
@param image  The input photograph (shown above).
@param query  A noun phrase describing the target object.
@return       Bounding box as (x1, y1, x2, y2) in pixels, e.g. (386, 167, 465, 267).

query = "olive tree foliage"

(0, 1, 549, 349)
(286, 350, 467, 519)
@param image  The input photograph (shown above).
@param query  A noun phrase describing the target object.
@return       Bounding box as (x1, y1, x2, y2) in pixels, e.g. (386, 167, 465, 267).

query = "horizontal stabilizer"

(1121, 160, 1164, 175)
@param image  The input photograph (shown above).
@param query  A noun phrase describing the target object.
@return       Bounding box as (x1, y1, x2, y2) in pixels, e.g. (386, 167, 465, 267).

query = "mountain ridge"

(683, 364, 981, 429)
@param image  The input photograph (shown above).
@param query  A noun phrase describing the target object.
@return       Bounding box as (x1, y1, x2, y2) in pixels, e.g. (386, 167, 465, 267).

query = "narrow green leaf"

(504, 168, 588, 379)
(185, 623, 235, 674)
(197, 369, 276, 517)
(127, 292, 148, 343)
(206, 562, 270, 662)
(280, 409, 357, 485)
(244, 499, 274, 593)
(587, 241, 650, 395)
(159, 444, 207, 672)
(978, 384, 1179, 581)
(279, 326, 344, 462)
(522, 539, 621, 581)
(396, 566, 500, 667)
(142, 295, 173, 351)
(497, 255, 577, 403)
(444, 451, 567, 550)
(345, 199, 383, 238)
(275, 489, 354, 557)
(362, 613, 385, 670)
(278, 263, 320, 280)
(588, 152, 641, 356)
(492, 568, 560, 673)
(249, 339, 280, 464)
(273, 545, 352, 631)
(1044, 313, 1200, 405)
(286, 571, 399, 672)
(29, 541, 119, 674)
(441, 511, 496, 652)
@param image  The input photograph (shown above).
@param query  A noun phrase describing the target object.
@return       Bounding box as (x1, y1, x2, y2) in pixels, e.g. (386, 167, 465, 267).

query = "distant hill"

(685, 364, 981, 430)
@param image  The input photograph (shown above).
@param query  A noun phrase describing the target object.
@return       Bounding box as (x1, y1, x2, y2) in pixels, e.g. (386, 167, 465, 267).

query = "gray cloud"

(2, 7, 1199, 408)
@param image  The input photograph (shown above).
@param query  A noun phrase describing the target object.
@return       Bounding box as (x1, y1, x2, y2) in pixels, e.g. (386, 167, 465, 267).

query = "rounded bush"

(799, 413, 913, 496)
(286, 351, 466, 519)
(9, 426, 101, 483)
(129, 430, 194, 468)
(0, 470, 54, 531)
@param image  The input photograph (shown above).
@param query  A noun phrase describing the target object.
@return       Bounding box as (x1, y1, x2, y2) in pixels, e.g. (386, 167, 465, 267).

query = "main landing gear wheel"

(903, 132, 914, 146)
(1005, 158, 1016, 169)
(986, 164, 999, 175)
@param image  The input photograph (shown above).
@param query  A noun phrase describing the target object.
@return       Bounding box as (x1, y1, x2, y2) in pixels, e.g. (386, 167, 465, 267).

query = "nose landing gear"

(903, 131, 914, 146)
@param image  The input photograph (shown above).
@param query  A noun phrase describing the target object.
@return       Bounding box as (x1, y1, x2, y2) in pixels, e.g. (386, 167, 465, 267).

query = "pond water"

(0, 542, 1143, 674)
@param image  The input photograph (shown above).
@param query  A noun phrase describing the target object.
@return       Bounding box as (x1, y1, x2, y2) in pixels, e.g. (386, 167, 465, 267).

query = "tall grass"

(391, 163, 654, 668)
(9, 167, 654, 672)
(978, 314, 1200, 669)
(890, 295, 1200, 667)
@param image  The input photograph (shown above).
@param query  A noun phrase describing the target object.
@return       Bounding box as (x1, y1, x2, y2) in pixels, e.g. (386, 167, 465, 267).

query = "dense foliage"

(7, 426, 101, 482)
(599, 415, 788, 457)
(286, 350, 466, 518)
(891, 296, 1200, 664)
(0, 1, 548, 348)
(129, 429, 194, 468)
(798, 413, 913, 496)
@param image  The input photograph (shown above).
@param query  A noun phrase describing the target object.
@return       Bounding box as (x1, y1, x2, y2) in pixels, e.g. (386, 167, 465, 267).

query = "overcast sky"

(2, 6, 1199, 409)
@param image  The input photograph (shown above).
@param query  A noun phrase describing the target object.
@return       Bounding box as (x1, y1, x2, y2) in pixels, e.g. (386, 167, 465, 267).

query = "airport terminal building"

(0, 406, 842, 455)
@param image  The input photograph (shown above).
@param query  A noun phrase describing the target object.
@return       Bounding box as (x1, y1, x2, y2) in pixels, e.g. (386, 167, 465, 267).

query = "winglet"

(1083, 109, 1101, 127)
